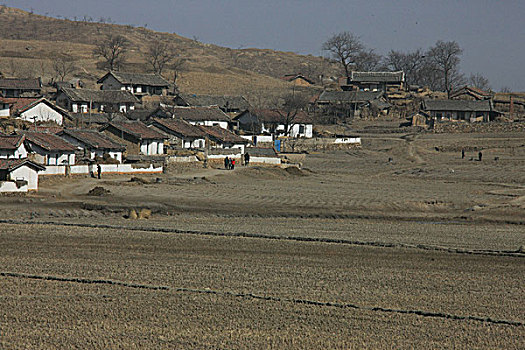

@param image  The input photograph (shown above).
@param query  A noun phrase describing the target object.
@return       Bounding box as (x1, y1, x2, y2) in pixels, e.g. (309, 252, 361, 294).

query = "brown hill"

(0, 6, 339, 106)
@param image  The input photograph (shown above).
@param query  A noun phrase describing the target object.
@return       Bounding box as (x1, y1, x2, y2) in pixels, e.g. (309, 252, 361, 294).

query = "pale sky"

(4, 0, 525, 91)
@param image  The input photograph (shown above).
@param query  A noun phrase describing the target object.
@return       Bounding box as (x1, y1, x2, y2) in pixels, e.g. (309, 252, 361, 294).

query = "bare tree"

(322, 32, 364, 77)
(384, 49, 426, 86)
(145, 40, 173, 75)
(426, 40, 464, 97)
(93, 34, 129, 71)
(354, 49, 383, 71)
(467, 73, 491, 91)
(273, 92, 309, 136)
(52, 58, 76, 82)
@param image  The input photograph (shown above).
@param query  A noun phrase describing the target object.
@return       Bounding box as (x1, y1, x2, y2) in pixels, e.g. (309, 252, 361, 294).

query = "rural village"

(0, 5, 524, 349)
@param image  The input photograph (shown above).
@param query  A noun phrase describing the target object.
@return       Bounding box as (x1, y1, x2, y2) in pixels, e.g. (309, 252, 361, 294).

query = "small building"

(315, 90, 388, 118)
(56, 88, 139, 114)
(197, 125, 251, 153)
(280, 74, 315, 87)
(0, 158, 45, 192)
(97, 71, 170, 96)
(150, 118, 206, 149)
(244, 147, 281, 165)
(341, 71, 405, 92)
(232, 110, 262, 134)
(0, 97, 70, 125)
(170, 106, 231, 129)
(101, 120, 167, 155)
(449, 86, 493, 101)
(0, 77, 42, 97)
(422, 99, 501, 122)
(0, 134, 28, 159)
(21, 131, 77, 165)
(59, 129, 125, 162)
(243, 109, 313, 138)
(173, 94, 250, 114)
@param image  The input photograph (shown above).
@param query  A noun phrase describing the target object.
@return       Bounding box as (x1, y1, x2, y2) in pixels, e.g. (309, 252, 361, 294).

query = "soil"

(1, 131, 524, 348)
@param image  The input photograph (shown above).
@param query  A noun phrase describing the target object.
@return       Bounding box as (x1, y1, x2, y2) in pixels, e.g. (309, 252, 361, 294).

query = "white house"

(56, 88, 138, 114)
(0, 134, 28, 159)
(149, 118, 206, 149)
(0, 158, 45, 192)
(22, 131, 77, 165)
(241, 109, 313, 138)
(59, 129, 125, 163)
(170, 106, 231, 130)
(101, 120, 167, 156)
(0, 97, 69, 125)
(198, 125, 251, 154)
(97, 71, 170, 96)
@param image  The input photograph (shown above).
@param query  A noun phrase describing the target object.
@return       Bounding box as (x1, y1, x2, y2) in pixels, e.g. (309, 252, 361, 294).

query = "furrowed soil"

(1, 131, 524, 348)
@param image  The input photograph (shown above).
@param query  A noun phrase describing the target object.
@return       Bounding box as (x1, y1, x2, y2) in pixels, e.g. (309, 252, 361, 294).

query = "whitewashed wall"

(40, 164, 163, 176)
(0, 143, 28, 159)
(0, 181, 28, 192)
(19, 103, 64, 125)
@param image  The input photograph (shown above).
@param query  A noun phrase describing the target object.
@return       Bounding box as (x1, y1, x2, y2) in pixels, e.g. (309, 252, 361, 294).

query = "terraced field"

(0, 131, 524, 348)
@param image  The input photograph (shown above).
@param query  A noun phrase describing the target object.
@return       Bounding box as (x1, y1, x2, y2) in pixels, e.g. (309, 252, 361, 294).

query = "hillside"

(0, 6, 338, 106)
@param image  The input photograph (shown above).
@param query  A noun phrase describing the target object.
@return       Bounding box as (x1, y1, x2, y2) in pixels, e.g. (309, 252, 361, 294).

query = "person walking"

(231, 159, 235, 170)
(244, 153, 250, 166)
(461, 149, 465, 159)
(224, 157, 229, 170)
(478, 151, 482, 161)
(97, 164, 102, 179)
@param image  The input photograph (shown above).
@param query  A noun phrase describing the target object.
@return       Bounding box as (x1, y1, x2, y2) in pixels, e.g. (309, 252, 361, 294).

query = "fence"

(40, 163, 163, 176)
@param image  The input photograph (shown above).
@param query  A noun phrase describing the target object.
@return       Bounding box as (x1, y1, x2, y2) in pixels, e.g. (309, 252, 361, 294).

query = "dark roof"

(171, 106, 231, 122)
(68, 113, 110, 125)
(0, 134, 25, 150)
(177, 94, 250, 110)
(105, 120, 167, 140)
(60, 129, 126, 151)
(97, 71, 170, 87)
(60, 88, 139, 104)
(422, 99, 493, 112)
(250, 109, 312, 124)
(0, 78, 42, 90)
(21, 131, 77, 152)
(0, 97, 70, 116)
(151, 118, 206, 138)
(449, 86, 493, 100)
(245, 147, 277, 157)
(317, 90, 383, 103)
(198, 125, 250, 144)
(0, 158, 45, 171)
(350, 71, 405, 83)
(280, 74, 315, 84)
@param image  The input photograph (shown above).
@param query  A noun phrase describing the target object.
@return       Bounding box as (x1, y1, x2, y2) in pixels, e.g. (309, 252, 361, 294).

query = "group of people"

(461, 149, 483, 161)
(224, 153, 250, 170)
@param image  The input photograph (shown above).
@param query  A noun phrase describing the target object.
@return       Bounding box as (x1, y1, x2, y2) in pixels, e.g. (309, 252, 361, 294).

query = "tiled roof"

(0, 134, 25, 150)
(422, 99, 493, 112)
(0, 97, 70, 116)
(21, 131, 77, 152)
(152, 118, 206, 138)
(250, 109, 312, 124)
(350, 71, 405, 83)
(171, 106, 231, 122)
(0, 78, 42, 90)
(68, 113, 110, 125)
(98, 71, 170, 86)
(198, 125, 250, 144)
(60, 88, 139, 104)
(280, 74, 315, 84)
(177, 94, 250, 111)
(0, 158, 45, 171)
(317, 90, 383, 103)
(60, 129, 126, 151)
(106, 120, 167, 140)
(450, 86, 493, 99)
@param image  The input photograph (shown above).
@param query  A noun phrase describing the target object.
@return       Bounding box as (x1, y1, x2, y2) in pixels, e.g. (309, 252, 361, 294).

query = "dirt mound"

(87, 187, 110, 196)
(284, 166, 309, 176)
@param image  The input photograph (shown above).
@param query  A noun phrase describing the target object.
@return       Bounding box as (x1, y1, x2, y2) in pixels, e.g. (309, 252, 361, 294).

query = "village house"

(340, 71, 405, 92)
(0, 158, 45, 192)
(149, 118, 206, 149)
(449, 86, 493, 101)
(170, 106, 231, 129)
(100, 120, 167, 156)
(0, 77, 42, 97)
(238, 109, 313, 138)
(422, 99, 501, 122)
(56, 88, 138, 114)
(21, 131, 77, 165)
(59, 129, 125, 162)
(280, 74, 315, 87)
(314, 90, 390, 118)
(97, 71, 170, 96)
(0, 97, 70, 125)
(0, 134, 28, 159)
(173, 94, 250, 115)
(197, 125, 251, 153)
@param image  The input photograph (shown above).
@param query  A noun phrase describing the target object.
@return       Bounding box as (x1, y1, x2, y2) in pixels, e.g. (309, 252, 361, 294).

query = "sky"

(4, 0, 525, 91)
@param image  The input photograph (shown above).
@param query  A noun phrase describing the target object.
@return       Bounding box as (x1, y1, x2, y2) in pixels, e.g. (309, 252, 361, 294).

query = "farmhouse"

(0, 77, 42, 97)
(198, 125, 251, 153)
(0, 134, 28, 159)
(21, 131, 77, 165)
(171, 106, 231, 129)
(0, 158, 45, 192)
(240, 109, 313, 138)
(149, 118, 206, 149)
(97, 71, 170, 96)
(56, 88, 138, 113)
(101, 120, 167, 155)
(422, 99, 501, 122)
(449, 86, 493, 101)
(173, 94, 250, 114)
(315, 90, 389, 117)
(0, 97, 70, 125)
(59, 129, 125, 162)
(341, 71, 405, 92)
(280, 74, 315, 87)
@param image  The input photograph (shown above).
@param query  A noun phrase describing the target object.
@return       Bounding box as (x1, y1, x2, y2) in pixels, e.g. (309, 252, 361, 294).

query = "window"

(299, 125, 305, 134)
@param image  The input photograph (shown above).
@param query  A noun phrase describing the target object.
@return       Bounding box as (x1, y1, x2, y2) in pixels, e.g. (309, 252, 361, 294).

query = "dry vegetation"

(1, 130, 524, 348)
